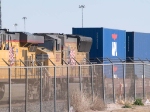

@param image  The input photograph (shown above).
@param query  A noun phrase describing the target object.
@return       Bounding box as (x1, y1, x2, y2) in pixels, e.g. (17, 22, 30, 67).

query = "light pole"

(79, 5, 85, 28)
(22, 17, 27, 32)
(13, 23, 18, 31)
(0, 0, 2, 29)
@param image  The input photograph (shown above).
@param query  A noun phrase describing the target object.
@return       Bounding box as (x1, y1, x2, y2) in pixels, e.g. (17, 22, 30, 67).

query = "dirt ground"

(86, 103, 150, 112)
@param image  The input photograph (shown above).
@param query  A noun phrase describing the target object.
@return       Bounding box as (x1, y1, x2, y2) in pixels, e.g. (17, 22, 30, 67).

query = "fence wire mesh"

(0, 63, 149, 112)
(0, 68, 9, 112)
(113, 64, 124, 102)
(93, 65, 103, 99)
(145, 64, 150, 99)
(56, 66, 68, 112)
(125, 64, 135, 101)
(27, 67, 40, 112)
(103, 64, 113, 103)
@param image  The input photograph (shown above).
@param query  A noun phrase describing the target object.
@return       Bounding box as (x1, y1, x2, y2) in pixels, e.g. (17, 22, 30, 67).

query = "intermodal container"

(126, 32, 150, 60)
(72, 27, 126, 78)
(72, 27, 126, 60)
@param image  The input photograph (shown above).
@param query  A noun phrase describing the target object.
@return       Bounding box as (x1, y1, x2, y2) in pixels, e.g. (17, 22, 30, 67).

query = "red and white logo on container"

(112, 34, 117, 56)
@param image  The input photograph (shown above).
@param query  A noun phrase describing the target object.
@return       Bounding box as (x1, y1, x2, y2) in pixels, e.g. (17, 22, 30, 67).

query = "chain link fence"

(0, 63, 149, 112)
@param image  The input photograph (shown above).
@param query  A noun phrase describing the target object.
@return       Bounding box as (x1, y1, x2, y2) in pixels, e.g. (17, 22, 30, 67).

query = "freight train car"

(33, 33, 93, 100)
(33, 33, 92, 77)
(34, 33, 92, 65)
(0, 29, 45, 101)
(0, 29, 92, 102)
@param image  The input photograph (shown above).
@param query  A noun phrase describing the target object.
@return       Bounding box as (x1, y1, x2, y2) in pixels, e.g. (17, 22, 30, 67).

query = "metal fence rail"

(0, 63, 149, 112)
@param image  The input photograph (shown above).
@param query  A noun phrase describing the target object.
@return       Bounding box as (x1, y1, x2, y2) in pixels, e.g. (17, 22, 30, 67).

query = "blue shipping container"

(126, 32, 150, 60)
(72, 27, 126, 78)
(72, 27, 126, 60)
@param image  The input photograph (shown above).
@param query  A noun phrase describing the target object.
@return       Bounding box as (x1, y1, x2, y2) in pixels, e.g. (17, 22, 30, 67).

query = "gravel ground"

(86, 104, 150, 112)
(0, 101, 67, 112)
(1, 102, 150, 112)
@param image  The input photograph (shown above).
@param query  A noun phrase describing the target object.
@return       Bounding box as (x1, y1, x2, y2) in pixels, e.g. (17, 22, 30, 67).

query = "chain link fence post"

(134, 64, 136, 101)
(67, 65, 70, 112)
(91, 65, 94, 102)
(9, 67, 11, 112)
(25, 67, 28, 112)
(102, 64, 105, 103)
(79, 65, 82, 93)
(143, 63, 145, 99)
(54, 66, 56, 112)
(40, 66, 43, 112)
(123, 64, 126, 101)
(112, 64, 115, 103)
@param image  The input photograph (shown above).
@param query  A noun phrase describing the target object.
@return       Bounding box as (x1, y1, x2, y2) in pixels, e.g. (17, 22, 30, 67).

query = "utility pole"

(22, 17, 27, 32)
(79, 5, 85, 28)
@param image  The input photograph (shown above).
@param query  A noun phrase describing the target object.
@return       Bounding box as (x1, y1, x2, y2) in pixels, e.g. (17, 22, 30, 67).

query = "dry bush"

(115, 97, 133, 109)
(70, 89, 107, 112)
(116, 99, 125, 105)
(145, 93, 150, 100)
(70, 89, 91, 112)
(90, 95, 106, 111)
(116, 97, 134, 105)
(125, 97, 134, 105)
(122, 101, 132, 108)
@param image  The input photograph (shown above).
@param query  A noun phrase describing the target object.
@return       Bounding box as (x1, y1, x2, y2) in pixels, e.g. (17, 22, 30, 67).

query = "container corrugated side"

(126, 32, 150, 60)
(72, 27, 126, 61)
(103, 28, 126, 60)
(134, 32, 150, 60)
(72, 28, 103, 59)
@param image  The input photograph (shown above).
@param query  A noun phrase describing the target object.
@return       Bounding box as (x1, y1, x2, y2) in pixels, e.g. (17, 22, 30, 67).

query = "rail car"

(0, 29, 45, 102)
(0, 29, 92, 102)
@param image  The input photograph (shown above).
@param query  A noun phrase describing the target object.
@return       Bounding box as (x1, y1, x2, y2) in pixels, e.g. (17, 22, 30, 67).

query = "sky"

(2, 0, 150, 34)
